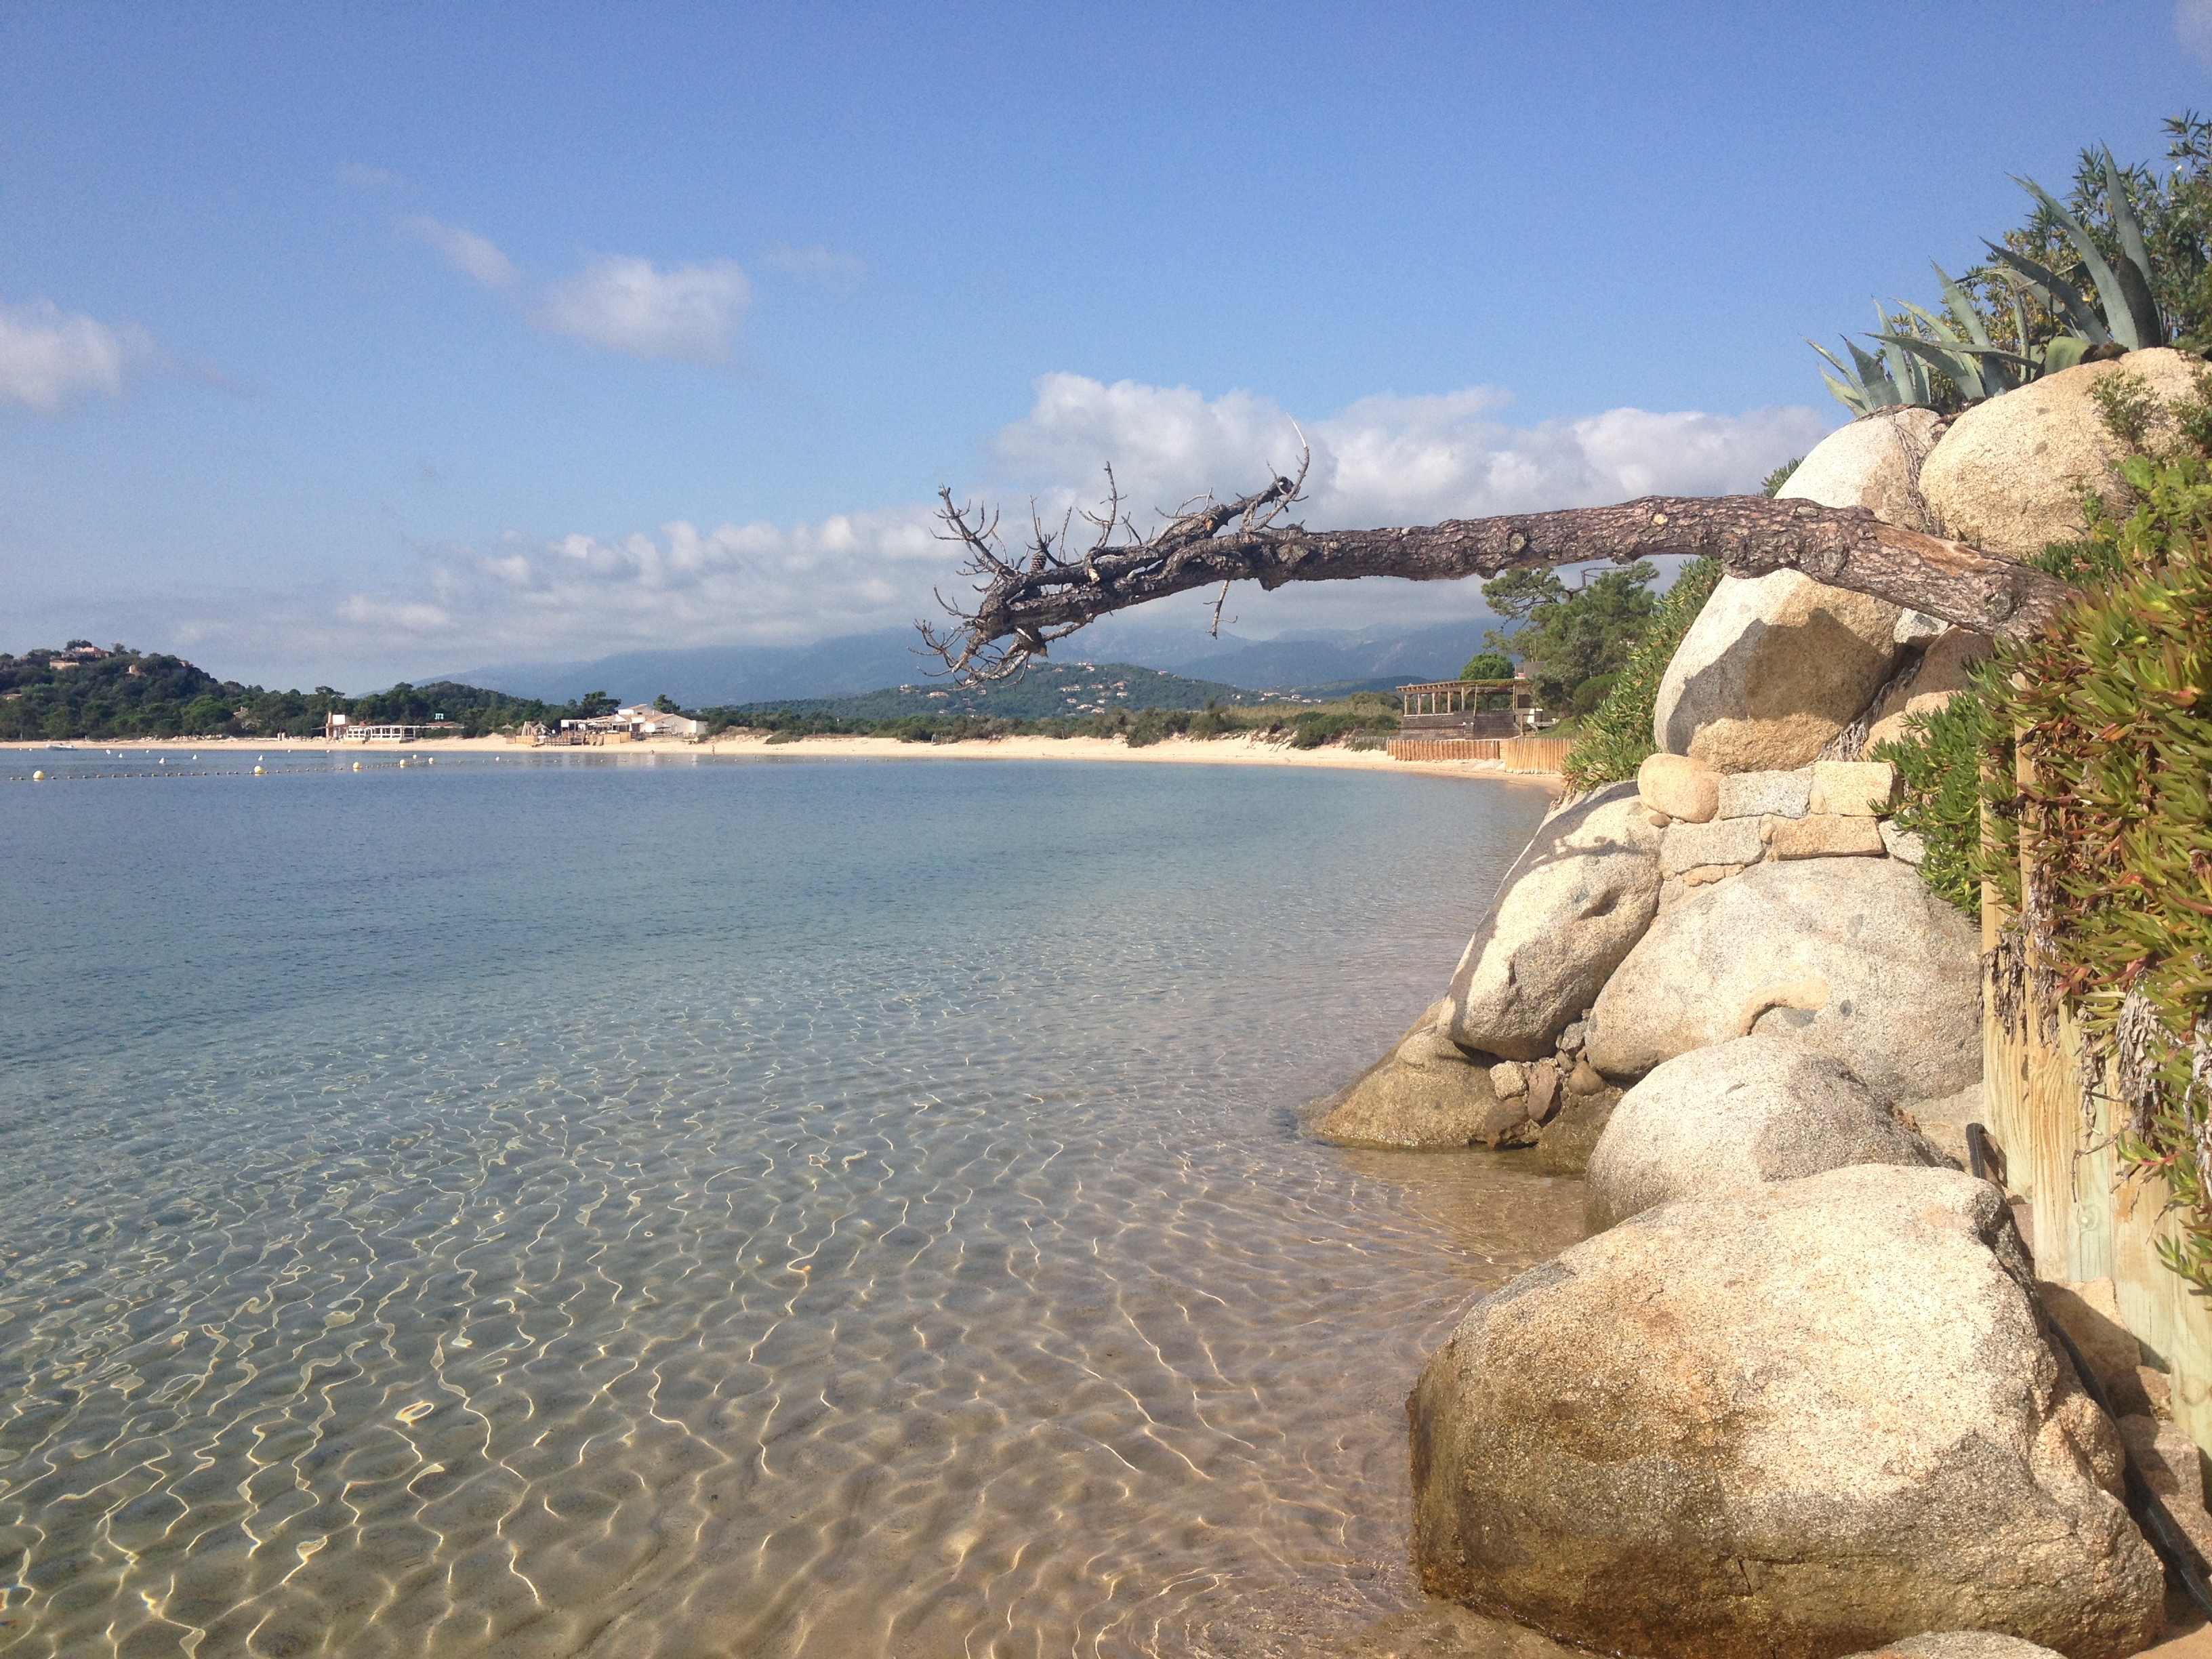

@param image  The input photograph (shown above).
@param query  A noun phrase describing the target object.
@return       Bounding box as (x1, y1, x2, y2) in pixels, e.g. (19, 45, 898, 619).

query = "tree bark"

(921, 491, 2079, 682)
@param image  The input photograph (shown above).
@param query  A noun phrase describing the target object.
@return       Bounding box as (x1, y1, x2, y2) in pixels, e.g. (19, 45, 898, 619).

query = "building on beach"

(322, 712, 463, 741)
(549, 705, 708, 744)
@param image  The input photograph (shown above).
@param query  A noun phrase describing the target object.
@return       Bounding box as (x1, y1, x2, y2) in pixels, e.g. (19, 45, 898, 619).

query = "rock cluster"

(1324, 365, 2212, 1656)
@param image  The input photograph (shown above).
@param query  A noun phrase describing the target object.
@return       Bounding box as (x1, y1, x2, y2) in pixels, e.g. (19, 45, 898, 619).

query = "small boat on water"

(45, 742, 77, 750)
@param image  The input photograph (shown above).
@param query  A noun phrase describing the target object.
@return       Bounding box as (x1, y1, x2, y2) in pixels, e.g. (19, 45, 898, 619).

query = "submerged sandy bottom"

(2, 756, 1583, 1658)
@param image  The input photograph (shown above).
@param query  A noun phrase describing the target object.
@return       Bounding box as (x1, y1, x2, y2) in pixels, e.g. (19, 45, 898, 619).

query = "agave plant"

(1807, 303, 1939, 415)
(1811, 146, 2169, 415)
(1987, 148, 2167, 354)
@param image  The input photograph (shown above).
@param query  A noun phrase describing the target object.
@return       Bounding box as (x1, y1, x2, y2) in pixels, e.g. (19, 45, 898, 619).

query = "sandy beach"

(7, 730, 1563, 785)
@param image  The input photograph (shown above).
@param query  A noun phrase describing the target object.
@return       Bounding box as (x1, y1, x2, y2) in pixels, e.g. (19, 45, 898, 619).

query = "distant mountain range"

(441, 617, 1501, 708)
(754, 663, 1258, 722)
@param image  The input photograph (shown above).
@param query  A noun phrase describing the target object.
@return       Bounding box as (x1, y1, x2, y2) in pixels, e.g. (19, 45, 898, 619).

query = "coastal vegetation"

(1476, 560, 1658, 714)
(1875, 379, 2212, 1292)
(722, 692, 1401, 750)
(1, 642, 1420, 753)
(1814, 117, 2211, 415)
(0, 644, 588, 741)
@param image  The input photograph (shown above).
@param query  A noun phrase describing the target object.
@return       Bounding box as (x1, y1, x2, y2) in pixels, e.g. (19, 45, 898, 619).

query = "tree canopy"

(1480, 560, 1658, 710)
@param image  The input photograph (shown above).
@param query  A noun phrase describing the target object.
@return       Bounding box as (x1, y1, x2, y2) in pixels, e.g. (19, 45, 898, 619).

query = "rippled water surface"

(1, 752, 1581, 1658)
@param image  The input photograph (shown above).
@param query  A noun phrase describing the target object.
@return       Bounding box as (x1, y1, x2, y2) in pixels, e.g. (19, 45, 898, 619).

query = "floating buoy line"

(7, 751, 463, 783)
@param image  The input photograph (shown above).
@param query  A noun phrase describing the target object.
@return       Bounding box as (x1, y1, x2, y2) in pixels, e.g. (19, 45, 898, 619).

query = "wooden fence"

(1500, 736, 1574, 773)
(1979, 763, 2212, 1457)
(1386, 737, 1501, 762)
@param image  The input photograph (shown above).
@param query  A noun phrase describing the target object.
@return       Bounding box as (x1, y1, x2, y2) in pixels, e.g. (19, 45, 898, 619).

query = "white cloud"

(991, 372, 1828, 531)
(537, 256, 750, 363)
(403, 224, 751, 363)
(0, 298, 149, 411)
(161, 373, 1832, 680)
(401, 216, 520, 291)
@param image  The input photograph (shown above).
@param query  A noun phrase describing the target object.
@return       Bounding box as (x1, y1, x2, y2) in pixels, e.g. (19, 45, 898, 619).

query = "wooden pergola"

(1397, 677, 1534, 735)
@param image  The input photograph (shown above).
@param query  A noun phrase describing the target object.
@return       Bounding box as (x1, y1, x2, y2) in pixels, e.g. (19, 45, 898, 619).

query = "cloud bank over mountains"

(167, 373, 1827, 683)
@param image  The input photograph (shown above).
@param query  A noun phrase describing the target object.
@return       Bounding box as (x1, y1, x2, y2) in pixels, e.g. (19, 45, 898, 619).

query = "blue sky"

(4, 2, 2209, 689)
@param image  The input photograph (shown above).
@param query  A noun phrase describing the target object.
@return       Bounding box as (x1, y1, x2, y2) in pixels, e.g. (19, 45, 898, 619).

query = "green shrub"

(1286, 709, 1396, 750)
(1874, 448, 2212, 1292)
(1459, 650, 1514, 680)
(1558, 556, 1725, 790)
(1870, 676, 1997, 918)
(1570, 672, 1620, 716)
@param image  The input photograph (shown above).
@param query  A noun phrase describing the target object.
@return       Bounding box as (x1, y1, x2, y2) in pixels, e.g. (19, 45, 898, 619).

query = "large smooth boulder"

(1445, 783, 1662, 1061)
(1408, 1165, 2165, 1659)
(1866, 626, 1994, 753)
(1585, 1035, 1943, 1228)
(1653, 410, 1928, 771)
(1782, 405, 1946, 531)
(1921, 348, 2203, 558)
(1654, 573, 1907, 771)
(1586, 857, 1981, 1103)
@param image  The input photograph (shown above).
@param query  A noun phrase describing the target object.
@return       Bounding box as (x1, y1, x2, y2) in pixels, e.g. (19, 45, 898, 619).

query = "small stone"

(1766, 814, 1887, 860)
(1488, 1060, 1527, 1097)
(1715, 769, 1812, 820)
(1525, 1057, 1561, 1126)
(1644, 807, 1672, 827)
(1881, 819, 1927, 865)
(1568, 1059, 1605, 1096)
(1477, 1097, 1536, 1148)
(1636, 752, 1719, 823)
(1661, 815, 1765, 876)
(1555, 1018, 1590, 1055)
(1893, 609, 1948, 644)
(1809, 759, 1900, 817)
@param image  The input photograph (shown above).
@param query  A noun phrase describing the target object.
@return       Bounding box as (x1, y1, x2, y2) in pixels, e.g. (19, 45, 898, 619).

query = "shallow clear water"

(0, 751, 1580, 1658)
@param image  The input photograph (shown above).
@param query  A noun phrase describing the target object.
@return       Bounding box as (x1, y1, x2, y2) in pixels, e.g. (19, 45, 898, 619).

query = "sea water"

(0, 752, 1582, 1658)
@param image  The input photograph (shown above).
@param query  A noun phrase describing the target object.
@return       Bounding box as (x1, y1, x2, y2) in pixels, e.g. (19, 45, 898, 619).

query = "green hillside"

(0, 642, 584, 740)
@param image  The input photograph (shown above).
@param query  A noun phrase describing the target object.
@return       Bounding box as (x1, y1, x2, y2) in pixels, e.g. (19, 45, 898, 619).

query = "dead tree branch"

(916, 466, 2078, 683)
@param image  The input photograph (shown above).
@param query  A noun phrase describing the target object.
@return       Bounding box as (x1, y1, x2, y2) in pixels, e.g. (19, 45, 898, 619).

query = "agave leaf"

(1818, 369, 1868, 415)
(1932, 264, 1996, 351)
(1843, 334, 1894, 392)
(2015, 173, 2144, 350)
(2043, 335, 2094, 375)
(1889, 300, 2007, 398)
(2100, 147, 2168, 348)
(1930, 338, 2037, 370)
(1875, 306, 1930, 405)
(1984, 241, 2112, 344)
(1892, 300, 1964, 342)
(1873, 329, 1986, 400)
(1807, 340, 1877, 414)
